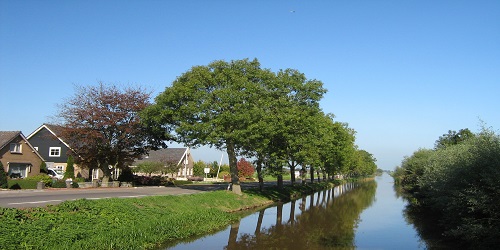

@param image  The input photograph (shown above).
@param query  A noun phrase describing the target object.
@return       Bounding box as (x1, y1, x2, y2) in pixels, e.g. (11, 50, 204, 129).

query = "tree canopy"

(57, 82, 164, 182)
(144, 58, 377, 193)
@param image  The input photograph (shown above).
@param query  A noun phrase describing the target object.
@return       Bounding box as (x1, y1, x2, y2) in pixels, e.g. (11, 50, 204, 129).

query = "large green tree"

(238, 68, 326, 188)
(144, 59, 326, 193)
(143, 59, 274, 194)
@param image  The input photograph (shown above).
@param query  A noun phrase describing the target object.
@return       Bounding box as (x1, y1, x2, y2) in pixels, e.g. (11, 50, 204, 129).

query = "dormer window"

(10, 143, 22, 153)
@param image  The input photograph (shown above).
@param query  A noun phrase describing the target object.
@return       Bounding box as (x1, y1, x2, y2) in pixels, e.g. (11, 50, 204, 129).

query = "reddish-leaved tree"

(237, 158, 255, 178)
(57, 82, 165, 182)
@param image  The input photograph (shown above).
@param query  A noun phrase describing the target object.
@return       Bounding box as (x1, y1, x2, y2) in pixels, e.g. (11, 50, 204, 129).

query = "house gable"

(27, 124, 72, 165)
(0, 131, 44, 178)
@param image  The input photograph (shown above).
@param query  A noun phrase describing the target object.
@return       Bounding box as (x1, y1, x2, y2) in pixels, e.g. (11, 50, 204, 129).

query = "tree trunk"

(301, 167, 306, 185)
(277, 174, 283, 189)
(289, 161, 296, 184)
(226, 141, 242, 195)
(100, 161, 112, 186)
(256, 159, 264, 191)
(310, 166, 315, 183)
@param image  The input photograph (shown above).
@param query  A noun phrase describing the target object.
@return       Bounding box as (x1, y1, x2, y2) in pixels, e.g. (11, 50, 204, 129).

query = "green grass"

(0, 180, 343, 250)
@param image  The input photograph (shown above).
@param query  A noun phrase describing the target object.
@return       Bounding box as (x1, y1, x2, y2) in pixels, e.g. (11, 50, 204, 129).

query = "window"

(49, 147, 61, 157)
(34, 147, 39, 151)
(8, 163, 27, 178)
(10, 143, 22, 153)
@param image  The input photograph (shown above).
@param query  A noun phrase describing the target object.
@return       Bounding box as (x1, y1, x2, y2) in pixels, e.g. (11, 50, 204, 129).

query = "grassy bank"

(0, 181, 344, 250)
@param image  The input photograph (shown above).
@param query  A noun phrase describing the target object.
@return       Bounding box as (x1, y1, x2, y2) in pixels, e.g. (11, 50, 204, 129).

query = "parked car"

(47, 168, 64, 179)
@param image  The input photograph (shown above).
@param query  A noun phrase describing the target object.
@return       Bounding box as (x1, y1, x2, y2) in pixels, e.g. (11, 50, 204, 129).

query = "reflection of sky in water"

(169, 175, 423, 249)
(354, 174, 424, 249)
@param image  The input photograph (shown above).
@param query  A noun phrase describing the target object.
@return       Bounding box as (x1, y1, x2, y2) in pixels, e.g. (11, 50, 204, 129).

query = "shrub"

(118, 166, 134, 182)
(173, 180, 193, 185)
(40, 161, 47, 174)
(218, 171, 230, 179)
(25, 174, 53, 187)
(0, 161, 7, 189)
(74, 177, 86, 183)
(52, 180, 67, 188)
(187, 176, 203, 181)
(133, 175, 162, 186)
(8, 179, 38, 189)
(64, 155, 75, 179)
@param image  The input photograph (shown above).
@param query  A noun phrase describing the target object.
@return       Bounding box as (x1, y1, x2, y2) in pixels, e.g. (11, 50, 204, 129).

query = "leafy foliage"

(237, 158, 254, 178)
(434, 128, 474, 149)
(24, 174, 53, 187)
(64, 155, 75, 179)
(57, 82, 165, 181)
(39, 161, 47, 174)
(0, 161, 7, 189)
(393, 127, 500, 248)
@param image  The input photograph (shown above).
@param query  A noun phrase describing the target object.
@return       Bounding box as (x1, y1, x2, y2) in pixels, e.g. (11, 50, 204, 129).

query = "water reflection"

(167, 181, 376, 250)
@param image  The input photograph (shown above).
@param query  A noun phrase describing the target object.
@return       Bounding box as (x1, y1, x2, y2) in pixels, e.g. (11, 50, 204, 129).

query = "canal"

(166, 173, 424, 249)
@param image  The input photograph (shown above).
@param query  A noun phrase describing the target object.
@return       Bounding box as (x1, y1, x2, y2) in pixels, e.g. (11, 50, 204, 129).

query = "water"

(166, 173, 424, 249)
(354, 174, 423, 249)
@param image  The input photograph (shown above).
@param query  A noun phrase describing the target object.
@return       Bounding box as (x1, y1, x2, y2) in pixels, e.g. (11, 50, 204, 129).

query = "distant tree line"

(392, 127, 500, 249)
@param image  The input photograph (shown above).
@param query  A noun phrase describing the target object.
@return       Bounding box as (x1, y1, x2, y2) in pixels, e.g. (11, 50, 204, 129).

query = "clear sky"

(1, 1, 499, 170)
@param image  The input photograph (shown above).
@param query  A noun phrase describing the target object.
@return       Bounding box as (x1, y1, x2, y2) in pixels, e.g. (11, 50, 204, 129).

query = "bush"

(173, 180, 193, 186)
(395, 128, 500, 248)
(25, 174, 53, 187)
(118, 167, 134, 182)
(74, 177, 86, 183)
(218, 171, 230, 179)
(0, 161, 7, 189)
(40, 161, 47, 174)
(7, 179, 38, 189)
(133, 175, 163, 186)
(187, 176, 203, 181)
(64, 155, 75, 179)
(52, 180, 67, 188)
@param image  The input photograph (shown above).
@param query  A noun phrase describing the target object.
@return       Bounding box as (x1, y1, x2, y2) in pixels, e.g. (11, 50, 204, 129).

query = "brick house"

(0, 131, 44, 178)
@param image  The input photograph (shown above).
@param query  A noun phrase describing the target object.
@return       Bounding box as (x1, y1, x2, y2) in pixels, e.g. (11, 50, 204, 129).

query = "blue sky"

(1, 1, 499, 170)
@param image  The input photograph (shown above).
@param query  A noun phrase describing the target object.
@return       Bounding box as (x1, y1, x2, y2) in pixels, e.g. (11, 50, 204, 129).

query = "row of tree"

(142, 58, 377, 193)
(56, 58, 377, 193)
(392, 127, 500, 248)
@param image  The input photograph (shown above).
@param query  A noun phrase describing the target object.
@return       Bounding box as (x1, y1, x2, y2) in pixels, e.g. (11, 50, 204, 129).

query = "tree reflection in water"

(226, 181, 377, 250)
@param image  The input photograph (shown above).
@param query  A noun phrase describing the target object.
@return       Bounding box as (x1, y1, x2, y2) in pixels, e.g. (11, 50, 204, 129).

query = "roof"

(134, 148, 189, 166)
(0, 131, 21, 149)
(0, 131, 45, 161)
(27, 124, 72, 149)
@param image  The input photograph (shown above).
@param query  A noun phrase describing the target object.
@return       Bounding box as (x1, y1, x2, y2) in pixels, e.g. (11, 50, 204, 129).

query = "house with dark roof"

(27, 124, 94, 179)
(27, 124, 72, 174)
(0, 131, 44, 178)
(132, 148, 194, 179)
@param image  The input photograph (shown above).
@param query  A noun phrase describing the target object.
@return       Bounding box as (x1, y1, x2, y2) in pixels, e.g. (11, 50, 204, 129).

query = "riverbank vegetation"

(0, 180, 352, 250)
(392, 127, 500, 249)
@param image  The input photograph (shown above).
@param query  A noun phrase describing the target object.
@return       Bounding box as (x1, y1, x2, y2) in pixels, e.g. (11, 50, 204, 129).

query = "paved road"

(0, 181, 285, 209)
(0, 186, 203, 209)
